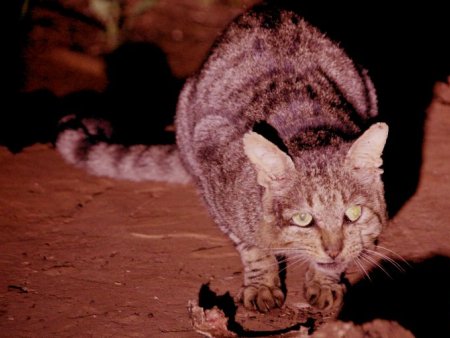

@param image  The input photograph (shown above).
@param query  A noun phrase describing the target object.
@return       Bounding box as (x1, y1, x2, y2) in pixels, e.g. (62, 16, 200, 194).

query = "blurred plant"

(200, 0, 243, 7)
(20, 0, 31, 19)
(89, 0, 158, 51)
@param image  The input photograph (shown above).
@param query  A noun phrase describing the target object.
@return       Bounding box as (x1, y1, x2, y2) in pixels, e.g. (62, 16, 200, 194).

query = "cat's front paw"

(241, 284, 285, 312)
(304, 279, 345, 311)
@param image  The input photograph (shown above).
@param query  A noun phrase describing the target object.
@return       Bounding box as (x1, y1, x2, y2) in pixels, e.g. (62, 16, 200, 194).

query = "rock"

(311, 319, 414, 338)
(188, 300, 237, 338)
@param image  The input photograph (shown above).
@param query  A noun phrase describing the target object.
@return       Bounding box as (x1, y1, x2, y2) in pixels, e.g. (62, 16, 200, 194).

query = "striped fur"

(56, 116, 190, 184)
(176, 7, 388, 312)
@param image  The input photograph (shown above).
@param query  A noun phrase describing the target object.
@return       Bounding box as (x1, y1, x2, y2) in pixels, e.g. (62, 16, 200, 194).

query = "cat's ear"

(243, 131, 295, 187)
(346, 123, 388, 170)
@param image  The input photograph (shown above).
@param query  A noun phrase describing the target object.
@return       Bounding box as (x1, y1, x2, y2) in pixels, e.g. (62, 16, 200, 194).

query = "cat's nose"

(325, 247, 341, 259)
(321, 230, 343, 259)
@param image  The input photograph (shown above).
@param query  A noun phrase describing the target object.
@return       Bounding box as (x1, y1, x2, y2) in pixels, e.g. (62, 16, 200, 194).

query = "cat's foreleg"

(236, 244, 284, 312)
(303, 266, 346, 311)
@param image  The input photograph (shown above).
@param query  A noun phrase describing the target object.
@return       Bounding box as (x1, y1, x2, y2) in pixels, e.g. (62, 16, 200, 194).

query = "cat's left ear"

(346, 123, 389, 170)
(243, 131, 295, 188)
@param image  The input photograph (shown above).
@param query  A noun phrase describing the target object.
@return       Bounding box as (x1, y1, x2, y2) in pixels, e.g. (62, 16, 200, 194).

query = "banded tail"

(56, 116, 191, 184)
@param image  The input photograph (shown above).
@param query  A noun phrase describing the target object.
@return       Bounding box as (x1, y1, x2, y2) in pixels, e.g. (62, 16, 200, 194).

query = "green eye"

(292, 212, 313, 227)
(345, 205, 362, 222)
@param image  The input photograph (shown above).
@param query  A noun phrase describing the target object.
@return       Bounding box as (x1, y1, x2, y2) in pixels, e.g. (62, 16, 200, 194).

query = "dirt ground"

(3, 1, 450, 337)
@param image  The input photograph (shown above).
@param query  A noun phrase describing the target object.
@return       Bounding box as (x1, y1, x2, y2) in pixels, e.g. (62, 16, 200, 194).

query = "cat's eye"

(291, 212, 313, 227)
(345, 205, 362, 222)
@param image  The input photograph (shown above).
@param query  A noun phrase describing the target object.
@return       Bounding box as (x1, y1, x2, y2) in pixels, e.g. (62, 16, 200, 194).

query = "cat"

(57, 5, 388, 313)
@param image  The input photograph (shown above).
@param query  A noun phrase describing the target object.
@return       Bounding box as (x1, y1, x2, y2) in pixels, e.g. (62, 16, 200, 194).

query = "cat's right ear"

(243, 131, 295, 188)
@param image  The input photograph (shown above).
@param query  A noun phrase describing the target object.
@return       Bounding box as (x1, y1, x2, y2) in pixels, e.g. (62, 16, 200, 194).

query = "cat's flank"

(57, 6, 388, 312)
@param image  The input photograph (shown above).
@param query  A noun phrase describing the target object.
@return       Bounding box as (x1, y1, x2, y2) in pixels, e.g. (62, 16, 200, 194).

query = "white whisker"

(364, 248, 406, 272)
(255, 247, 311, 274)
(354, 257, 371, 281)
(268, 248, 309, 252)
(376, 245, 411, 267)
(360, 252, 392, 279)
(279, 255, 309, 274)
(261, 254, 302, 269)
(260, 256, 290, 269)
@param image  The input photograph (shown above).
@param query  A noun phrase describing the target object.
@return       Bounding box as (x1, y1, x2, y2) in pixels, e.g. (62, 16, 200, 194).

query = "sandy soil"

(3, 1, 450, 337)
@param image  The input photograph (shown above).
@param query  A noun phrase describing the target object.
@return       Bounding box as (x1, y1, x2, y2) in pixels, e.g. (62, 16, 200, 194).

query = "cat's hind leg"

(236, 244, 285, 312)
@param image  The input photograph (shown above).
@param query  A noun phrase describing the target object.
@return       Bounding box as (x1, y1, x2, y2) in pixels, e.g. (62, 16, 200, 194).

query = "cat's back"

(176, 6, 377, 174)
(178, 7, 376, 131)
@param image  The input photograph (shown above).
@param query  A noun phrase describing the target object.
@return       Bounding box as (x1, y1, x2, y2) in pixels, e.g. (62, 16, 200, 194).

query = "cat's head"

(243, 123, 388, 275)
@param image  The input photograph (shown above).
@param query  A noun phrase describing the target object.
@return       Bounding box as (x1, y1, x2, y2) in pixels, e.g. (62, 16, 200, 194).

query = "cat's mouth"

(316, 262, 342, 271)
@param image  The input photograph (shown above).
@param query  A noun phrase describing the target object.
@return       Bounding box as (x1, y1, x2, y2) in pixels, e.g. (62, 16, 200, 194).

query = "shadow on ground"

(198, 283, 315, 337)
(340, 255, 450, 338)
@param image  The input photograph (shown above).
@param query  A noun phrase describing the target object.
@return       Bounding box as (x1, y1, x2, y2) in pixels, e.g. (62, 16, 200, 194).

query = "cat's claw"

(242, 285, 285, 312)
(304, 280, 345, 311)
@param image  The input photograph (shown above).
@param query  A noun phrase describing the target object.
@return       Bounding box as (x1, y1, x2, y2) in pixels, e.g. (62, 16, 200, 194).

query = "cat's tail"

(56, 115, 191, 184)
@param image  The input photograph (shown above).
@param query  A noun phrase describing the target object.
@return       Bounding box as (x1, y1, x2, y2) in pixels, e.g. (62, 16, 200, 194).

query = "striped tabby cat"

(176, 6, 388, 312)
(58, 6, 388, 312)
